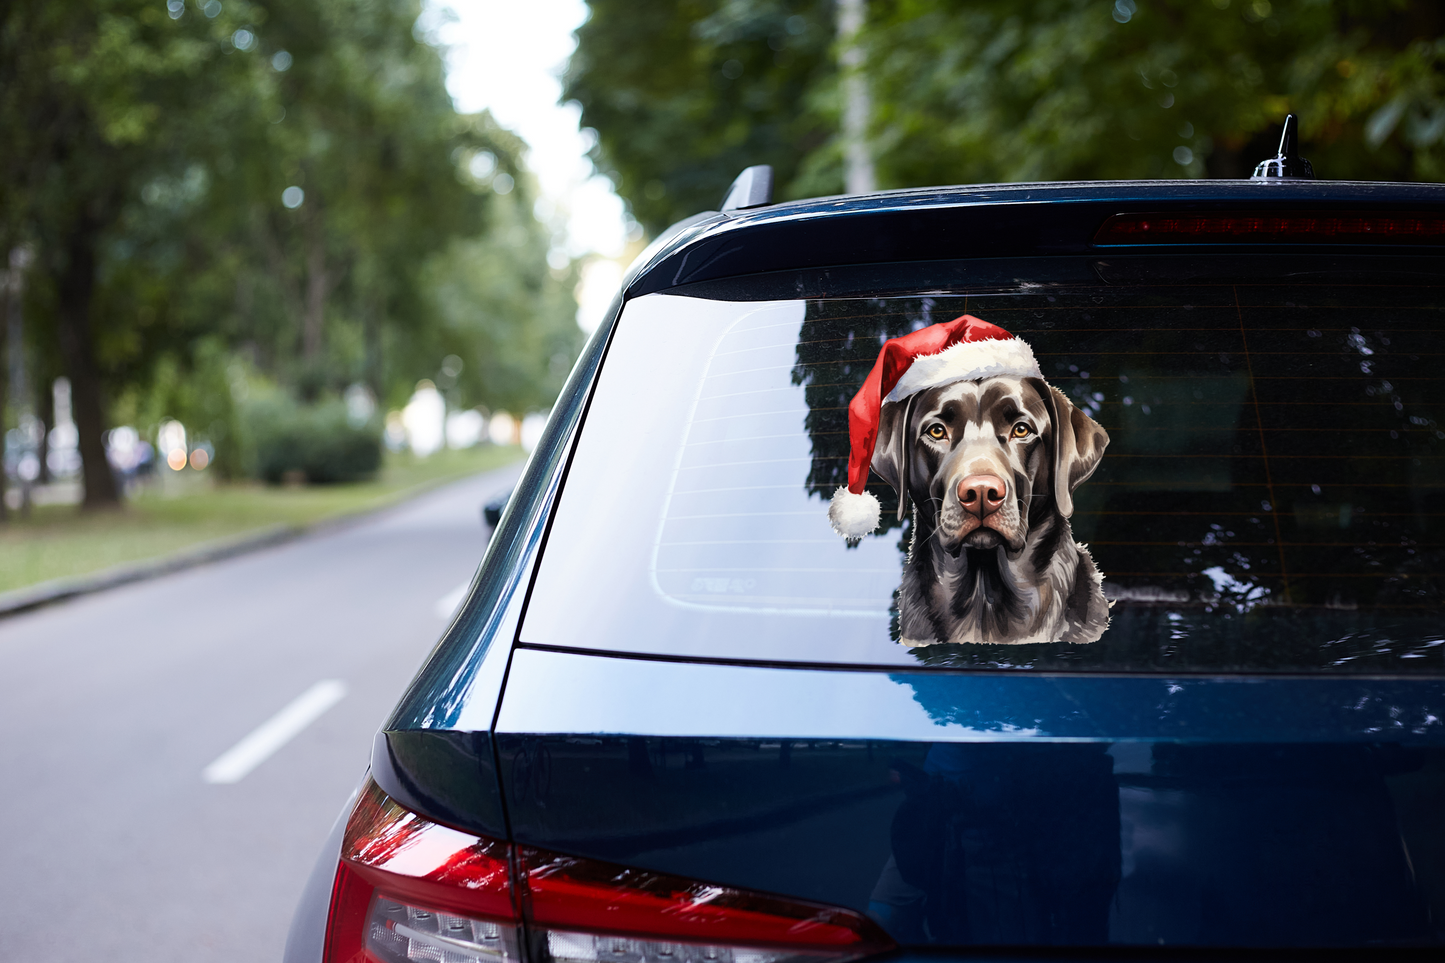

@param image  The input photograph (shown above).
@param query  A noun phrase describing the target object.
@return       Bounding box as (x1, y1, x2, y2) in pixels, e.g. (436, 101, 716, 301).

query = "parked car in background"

(288, 129, 1445, 961)
(481, 488, 510, 529)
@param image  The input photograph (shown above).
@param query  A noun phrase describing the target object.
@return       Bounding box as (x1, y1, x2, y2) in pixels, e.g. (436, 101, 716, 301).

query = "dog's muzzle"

(941, 472, 1021, 552)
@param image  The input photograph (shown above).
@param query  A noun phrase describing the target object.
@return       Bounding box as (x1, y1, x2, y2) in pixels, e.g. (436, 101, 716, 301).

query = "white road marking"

(434, 581, 469, 620)
(203, 680, 348, 784)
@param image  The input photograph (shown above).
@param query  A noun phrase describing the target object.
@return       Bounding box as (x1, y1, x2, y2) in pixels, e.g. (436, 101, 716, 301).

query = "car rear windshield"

(523, 260, 1445, 672)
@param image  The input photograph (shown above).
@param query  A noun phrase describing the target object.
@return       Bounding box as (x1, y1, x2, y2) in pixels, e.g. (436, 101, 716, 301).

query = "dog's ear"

(1043, 383, 1109, 518)
(870, 396, 915, 521)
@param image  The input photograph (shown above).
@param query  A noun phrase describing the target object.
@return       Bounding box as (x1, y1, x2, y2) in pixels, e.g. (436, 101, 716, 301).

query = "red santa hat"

(828, 315, 1042, 538)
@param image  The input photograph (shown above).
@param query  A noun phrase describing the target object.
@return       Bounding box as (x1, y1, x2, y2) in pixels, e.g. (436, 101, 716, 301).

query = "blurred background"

(0, 0, 1441, 959)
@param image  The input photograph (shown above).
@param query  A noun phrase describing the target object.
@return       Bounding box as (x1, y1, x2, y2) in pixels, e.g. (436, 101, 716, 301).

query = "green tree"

(2, 0, 575, 498)
(0, 0, 263, 507)
(120, 5, 560, 440)
(205, 0, 496, 396)
(864, 0, 1445, 185)
(567, 0, 1445, 233)
(421, 176, 585, 416)
(118, 2, 517, 413)
(565, 0, 841, 236)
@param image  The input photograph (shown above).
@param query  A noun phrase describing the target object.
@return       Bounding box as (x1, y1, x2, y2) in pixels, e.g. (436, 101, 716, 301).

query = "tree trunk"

(35, 370, 52, 485)
(362, 271, 383, 398)
(55, 221, 119, 509)
(0, 263, 9, 523)
(6, 246, 35, 514)
(302, 205, 327, 361)
(253, 214, 306, 334)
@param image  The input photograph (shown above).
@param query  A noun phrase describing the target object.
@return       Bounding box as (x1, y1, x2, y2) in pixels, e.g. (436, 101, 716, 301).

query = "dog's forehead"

(915, 377, 1047, 421)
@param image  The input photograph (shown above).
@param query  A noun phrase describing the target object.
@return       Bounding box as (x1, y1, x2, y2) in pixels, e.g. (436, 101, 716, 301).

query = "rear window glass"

(523, 267, 1445, 672)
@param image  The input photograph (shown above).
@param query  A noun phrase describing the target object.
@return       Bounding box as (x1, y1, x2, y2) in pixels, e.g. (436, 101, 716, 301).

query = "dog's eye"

(925, 424, 946, 440)
(1011, 423, 1031, 438)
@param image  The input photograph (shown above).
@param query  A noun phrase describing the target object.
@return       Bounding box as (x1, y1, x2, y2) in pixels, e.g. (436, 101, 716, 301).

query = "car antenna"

(1251, 113, 1314, 180)
(720, 165, 774, 211)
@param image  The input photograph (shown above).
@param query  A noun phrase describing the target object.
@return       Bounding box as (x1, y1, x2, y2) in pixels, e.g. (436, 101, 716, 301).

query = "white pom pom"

(828, 486, 881, 539)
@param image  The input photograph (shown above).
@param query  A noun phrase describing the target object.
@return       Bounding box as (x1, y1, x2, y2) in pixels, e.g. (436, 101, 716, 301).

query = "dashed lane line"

(203, 680, 348, 784)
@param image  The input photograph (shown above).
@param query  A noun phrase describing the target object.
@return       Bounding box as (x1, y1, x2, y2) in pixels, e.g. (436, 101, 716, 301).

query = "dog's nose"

(958, 474, 1007, 517)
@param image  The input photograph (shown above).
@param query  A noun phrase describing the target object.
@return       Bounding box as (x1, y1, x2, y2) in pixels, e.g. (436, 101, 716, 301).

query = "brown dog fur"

(872, 376, 1111, 646)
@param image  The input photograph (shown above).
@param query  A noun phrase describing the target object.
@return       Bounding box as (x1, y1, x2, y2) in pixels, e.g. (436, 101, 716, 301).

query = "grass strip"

(0, 446, 523, 595)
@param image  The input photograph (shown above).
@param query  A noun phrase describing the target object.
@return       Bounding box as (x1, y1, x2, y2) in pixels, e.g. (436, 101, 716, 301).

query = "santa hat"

(828, 315, 1041, 539)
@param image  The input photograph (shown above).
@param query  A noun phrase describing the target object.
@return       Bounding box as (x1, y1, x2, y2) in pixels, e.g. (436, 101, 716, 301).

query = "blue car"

(287, 129, 1445, 961)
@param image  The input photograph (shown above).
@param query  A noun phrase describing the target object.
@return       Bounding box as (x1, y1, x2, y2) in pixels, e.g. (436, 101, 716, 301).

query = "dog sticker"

(828, 315, 1111, 646)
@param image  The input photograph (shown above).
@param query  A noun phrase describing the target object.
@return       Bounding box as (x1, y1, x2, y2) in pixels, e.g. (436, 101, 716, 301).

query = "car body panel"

(629, 180, 1445, 296)
(493, 728, 1441, 947)
(495, 647, 1445, 745)
(489, 649, 1445, 946)
(287, 180, 1445, 960)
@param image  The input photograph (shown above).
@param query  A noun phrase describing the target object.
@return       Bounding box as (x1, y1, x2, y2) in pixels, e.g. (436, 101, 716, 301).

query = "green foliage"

(419, 185, 586, 414)
(98, 0, 517, 400)
(1, 0, 579, 499)
(565, 0, 841, 235)
(568, 0, 1445, 231)
(864, 0, 1445, 184)
(0, 0, 270, 504)
(240, 394, 382, 485)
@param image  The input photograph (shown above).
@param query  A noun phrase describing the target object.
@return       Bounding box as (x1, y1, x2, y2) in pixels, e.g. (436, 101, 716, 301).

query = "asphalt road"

(0, 464, 521, 963)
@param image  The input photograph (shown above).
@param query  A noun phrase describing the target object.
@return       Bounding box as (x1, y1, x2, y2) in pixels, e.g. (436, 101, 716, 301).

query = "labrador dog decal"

(828, 315, 1111, 646)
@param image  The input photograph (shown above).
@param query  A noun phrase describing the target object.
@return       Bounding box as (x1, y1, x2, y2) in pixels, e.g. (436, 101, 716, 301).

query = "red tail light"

(324, 780, 893, 963)
(1093, 210, 1445, 245)
(324, 781, 517, 963)
(520, 847, 883, 962)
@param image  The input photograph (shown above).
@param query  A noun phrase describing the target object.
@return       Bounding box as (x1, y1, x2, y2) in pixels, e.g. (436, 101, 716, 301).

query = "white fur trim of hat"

(884, 337, 1042, 404)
